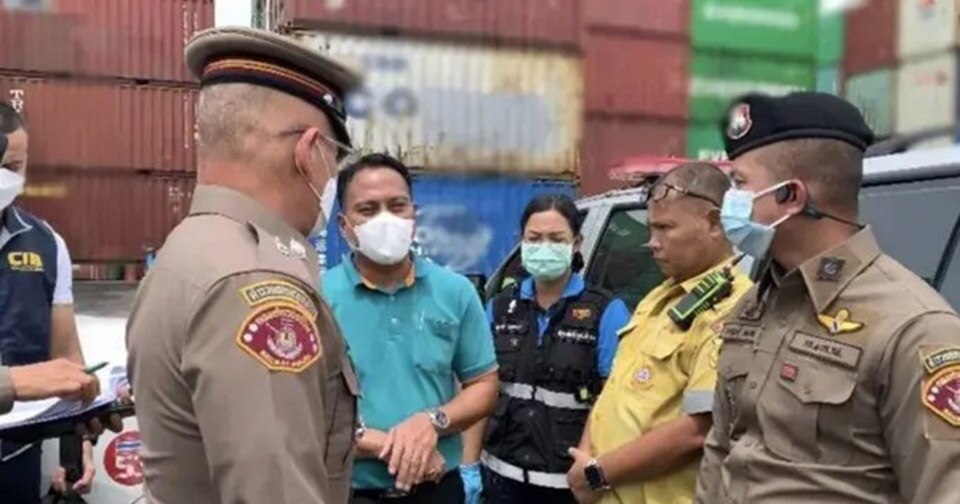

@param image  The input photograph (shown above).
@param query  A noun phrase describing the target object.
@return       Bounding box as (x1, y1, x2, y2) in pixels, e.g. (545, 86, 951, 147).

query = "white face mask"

(349, 212, 415, 266)
(0, 168, 25, 210)
(302, 137, 351, 239)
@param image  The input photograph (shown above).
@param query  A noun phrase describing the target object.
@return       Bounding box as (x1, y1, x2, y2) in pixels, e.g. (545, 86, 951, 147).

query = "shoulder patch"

(922, 347, 960, 374)
(236, 302, 321, 373)
(240, 280, 318, 317)
(923, 365, 960, 427)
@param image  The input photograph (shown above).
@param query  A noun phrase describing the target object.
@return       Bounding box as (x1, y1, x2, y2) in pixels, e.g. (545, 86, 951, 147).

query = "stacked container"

(578, 0, 690, 196)
(275, 0, 581, 277)
(894, 0, 958, 147)
(686, 0, 818, 161)
(1, 0, 214, 277)
(842, 0, 898, 140)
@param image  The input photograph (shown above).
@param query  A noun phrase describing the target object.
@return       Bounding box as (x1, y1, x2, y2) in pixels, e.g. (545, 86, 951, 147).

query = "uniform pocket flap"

(778, 361, 856, 405)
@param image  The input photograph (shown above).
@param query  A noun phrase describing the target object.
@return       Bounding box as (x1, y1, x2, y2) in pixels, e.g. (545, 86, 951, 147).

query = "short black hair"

(336, 153, 414, 208)
(520, 193, 585, 273)
(0, 101, 24, 135)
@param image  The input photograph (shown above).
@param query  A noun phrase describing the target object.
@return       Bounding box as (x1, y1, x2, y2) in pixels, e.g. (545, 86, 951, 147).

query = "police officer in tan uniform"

(126, 27, 361, 504)
(696, 92, 960, 503)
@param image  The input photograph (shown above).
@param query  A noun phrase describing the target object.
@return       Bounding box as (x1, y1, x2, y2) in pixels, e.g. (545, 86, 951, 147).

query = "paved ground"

(73, 281, 139, 319)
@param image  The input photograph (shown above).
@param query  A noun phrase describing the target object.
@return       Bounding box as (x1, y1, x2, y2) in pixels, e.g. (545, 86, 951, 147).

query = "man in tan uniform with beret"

(696, 91, 960, 503)
(126, 27, 361, 504)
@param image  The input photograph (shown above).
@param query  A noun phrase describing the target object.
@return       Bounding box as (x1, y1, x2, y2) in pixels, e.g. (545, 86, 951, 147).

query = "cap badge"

(727, 103, 753, 140)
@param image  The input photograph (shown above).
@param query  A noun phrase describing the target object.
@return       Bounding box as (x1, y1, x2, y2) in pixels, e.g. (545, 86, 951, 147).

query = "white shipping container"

(292, 31, 582, 176)
(896, 51, 957, 135)
(898, 0, 957, 59)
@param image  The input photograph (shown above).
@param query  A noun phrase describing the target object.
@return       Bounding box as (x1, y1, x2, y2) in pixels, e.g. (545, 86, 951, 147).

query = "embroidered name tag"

(789, 332, 862, 369)
(720, 323, 759, 344)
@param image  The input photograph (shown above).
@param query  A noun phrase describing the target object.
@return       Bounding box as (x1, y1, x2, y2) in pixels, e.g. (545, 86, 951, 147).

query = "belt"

(353, 470, 457, 499)
(481, 451, 569, 489)
(500, 382, 591, 411)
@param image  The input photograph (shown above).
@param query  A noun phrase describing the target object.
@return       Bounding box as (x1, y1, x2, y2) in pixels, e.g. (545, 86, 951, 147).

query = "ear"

(785, 179, 810, 216)
(573, 234, 583, 252)
(293, 127, 320, 179)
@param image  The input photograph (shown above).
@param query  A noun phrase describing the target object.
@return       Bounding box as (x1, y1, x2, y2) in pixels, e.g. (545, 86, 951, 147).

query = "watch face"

(435, 410, 450, 428)
(585, 464, 605, 490)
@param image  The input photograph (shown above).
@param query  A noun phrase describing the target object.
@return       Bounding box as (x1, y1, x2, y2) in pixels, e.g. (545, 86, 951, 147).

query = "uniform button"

(724, 365, 733, 374)
(391, 318, 399, 325)
(748, 381, 758, 390)
(528, 410, 535, 418)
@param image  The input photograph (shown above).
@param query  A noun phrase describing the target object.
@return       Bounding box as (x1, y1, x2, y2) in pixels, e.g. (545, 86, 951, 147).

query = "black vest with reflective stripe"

(484, 284, 612, 475)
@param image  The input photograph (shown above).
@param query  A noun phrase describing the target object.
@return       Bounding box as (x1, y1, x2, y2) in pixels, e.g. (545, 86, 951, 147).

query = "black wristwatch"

(584, 458, 610, 491)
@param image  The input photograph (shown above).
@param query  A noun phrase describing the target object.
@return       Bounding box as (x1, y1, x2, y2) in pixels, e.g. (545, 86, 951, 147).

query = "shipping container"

(845, 68, 895, 137)
(0, 10, 80, 74)
(581, 116, 685, 196)
(583, 0, 689, 37)
(293, 31, 582, 176)
(844, 0, 898, 74)
(277, 0, 582, 49)
(817, 66, 841, 95)
(18, 169, 196, 262)
(318, 174, 576, 276)
(51, 0, 214, 82)
(0, 75, 198, 172)
(898, 0, 956, 59)
(817, 10, 844, 65)
(895, 51, 957, 135)
(685, 123, 727, 161)
(584, 32, 689, 118)
(690, 0, 817, 59)
(688, 52, 814, 123)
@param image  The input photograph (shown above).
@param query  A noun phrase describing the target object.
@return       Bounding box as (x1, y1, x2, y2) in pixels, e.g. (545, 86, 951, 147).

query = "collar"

(1, 206, 32, 236)
(519, 273, 586, 302)
(189, 185, 309, 248)
(797, 226, 881, 314)
(344, 253, 427, 290)
(650, 255, 736, 315)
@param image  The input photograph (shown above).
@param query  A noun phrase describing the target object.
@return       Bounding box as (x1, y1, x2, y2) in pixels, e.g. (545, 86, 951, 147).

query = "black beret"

(720, 92, 875, 160)
(185, 27, 362, 152)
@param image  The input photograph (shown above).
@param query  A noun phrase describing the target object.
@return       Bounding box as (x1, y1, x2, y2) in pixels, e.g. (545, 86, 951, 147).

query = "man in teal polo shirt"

(322, 153, 499, 504)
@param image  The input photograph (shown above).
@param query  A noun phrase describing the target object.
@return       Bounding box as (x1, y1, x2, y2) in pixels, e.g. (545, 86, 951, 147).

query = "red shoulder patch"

(923, 365, 960, 427)
(236, 303, 321, 373)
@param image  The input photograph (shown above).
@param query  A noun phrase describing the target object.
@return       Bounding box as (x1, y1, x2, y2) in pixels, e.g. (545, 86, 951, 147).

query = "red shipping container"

(580, 116, 686, 196)
(0, 75, 197, 172)
(52, 0, 214, 82)
(278, 0, 582, 49)
(584, 32, 689, 117)
(0, 11, 81, 75)
(584, 0, 689, 37)
(844, 0, 898, 75)
(19, 169, 196, 262)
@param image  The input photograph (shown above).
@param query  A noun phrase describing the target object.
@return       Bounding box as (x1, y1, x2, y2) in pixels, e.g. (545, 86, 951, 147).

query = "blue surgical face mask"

(720, 181, 794, 260)
(521, 242, 573, 281)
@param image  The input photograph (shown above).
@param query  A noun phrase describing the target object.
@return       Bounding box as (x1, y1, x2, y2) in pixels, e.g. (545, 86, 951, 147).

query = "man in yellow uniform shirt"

(566, 162, 752, 504)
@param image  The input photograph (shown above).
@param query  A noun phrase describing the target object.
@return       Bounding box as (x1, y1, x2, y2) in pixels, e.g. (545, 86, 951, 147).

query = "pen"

(83, 361, 108, 375)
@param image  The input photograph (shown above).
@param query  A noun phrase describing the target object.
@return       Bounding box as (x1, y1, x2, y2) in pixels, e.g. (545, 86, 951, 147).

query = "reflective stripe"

(481, 451, 569, 489)
(500, 382, 590, 411)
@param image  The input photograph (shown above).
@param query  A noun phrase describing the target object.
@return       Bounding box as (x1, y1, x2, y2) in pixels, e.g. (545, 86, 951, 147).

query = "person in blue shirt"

(321, 153, 499, 504)
(462, 194, 631, 504)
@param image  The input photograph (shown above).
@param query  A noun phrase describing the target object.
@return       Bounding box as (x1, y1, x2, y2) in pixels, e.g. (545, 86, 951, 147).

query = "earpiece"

(774, 184, 794, 203)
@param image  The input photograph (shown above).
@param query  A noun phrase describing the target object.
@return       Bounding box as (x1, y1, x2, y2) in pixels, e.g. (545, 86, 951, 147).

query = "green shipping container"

(689, 52, 815, 123)
(816, 11, 844, 65)
(816, 66, 840, 95)
(691, 0, 817, 59)
(845, 68, 895, 137)
(686, 124, 728, 161)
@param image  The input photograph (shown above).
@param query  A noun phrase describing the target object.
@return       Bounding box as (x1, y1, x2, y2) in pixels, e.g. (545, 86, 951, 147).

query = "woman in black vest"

(461, 194, 630, 503)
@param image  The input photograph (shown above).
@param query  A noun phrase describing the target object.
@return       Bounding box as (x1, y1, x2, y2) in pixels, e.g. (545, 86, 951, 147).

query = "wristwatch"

(584, 458, 610, 491)
(426, 408, 450, 432)
(354, 416, 367, 441)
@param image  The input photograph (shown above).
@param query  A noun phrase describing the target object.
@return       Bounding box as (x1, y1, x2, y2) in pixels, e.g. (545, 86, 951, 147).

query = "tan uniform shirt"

(696, 227, 960, 504)
(127, 186, 359, 504)
(0, 367, 13, 414)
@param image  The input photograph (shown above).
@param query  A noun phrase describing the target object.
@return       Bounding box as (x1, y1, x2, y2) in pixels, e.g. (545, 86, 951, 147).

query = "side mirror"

(464, 274, 488, 301)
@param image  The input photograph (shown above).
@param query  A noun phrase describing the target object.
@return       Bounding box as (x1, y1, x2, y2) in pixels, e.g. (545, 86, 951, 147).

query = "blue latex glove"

(460, 462, 483, 504)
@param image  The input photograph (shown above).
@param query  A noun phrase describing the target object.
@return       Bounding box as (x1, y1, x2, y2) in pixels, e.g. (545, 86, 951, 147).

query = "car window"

(861, 176, 960, 286)
(585, 206, 664, 310)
